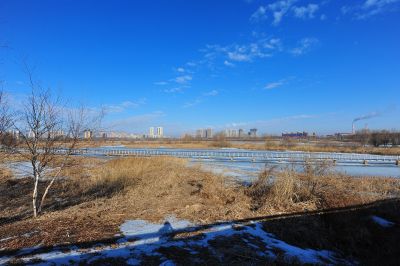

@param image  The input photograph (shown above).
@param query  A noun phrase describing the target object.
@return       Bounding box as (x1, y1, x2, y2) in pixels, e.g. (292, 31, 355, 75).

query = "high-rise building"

(249, 128, 257, 138)
(196, 128, 213, 139)
(156, 127, 164, 138)
(206, 128, 213, 139)
(149, 127, 155, 138)
(238, 129, 245, 138)
(84, 129, 93, 139)
(224, 129, 237, 138)
(196, 129, 204, 138)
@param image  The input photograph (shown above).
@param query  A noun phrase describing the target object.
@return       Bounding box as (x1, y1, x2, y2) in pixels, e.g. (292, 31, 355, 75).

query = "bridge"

(66, 148, 400, 165)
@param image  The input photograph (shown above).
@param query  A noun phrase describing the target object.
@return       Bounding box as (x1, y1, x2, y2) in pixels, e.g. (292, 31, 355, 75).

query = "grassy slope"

(0, 156, 399, 264)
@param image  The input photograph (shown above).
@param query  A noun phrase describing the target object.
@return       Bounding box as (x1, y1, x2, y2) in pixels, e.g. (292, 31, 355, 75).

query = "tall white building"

(156, 127, 164, 138)
(149, 127, 155, 138)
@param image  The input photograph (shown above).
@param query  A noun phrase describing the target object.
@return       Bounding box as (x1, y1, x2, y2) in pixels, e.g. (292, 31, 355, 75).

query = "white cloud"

(364, 0, 399, 8)
(342, 0, 400, 19)
(202, 38, 278, 66)
(224, 60, 235, 67)
(203, 90, 219, 96)
(228, 51, 251, 62)
(250, 6, 268, 22)
(174, 75, 192, 84)
(104, 99, 146, 113)
(183, 98, 202, 108)
(265, 81, 285, 90)
(251, 1, 323, 25)
(183, 90, 219, 108)
(154, 81, 168, 86)
(164, 87, 183, 93)
(290, 38, 318, 56)
(293, 4, 319, 19)
(176, 67, 185, 73)
(268, 0, 298, 25)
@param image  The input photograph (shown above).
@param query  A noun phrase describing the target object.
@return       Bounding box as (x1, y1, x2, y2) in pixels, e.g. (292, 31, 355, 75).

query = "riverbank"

(1, 156, 400, 264)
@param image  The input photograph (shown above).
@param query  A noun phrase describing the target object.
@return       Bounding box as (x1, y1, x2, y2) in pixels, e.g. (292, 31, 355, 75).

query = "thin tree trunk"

(38, 176, 56, 214)
(38, 160, 68, 214)
(32, 172, 39, 218)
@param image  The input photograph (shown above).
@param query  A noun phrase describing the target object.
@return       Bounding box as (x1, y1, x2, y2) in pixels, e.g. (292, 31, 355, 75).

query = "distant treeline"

(351, 130, 400, 147)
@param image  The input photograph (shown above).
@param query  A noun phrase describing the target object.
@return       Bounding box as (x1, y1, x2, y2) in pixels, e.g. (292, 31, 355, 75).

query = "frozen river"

(91, 146, 400, 181)
(190, 158, 400, 183)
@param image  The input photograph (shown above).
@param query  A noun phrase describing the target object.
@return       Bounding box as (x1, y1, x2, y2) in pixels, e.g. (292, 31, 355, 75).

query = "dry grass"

(246, 160, 400, 214)
(1, 155, 400, 252)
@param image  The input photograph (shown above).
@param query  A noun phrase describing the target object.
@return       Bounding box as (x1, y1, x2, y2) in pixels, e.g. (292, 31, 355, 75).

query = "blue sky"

(1, 0, 400, 136)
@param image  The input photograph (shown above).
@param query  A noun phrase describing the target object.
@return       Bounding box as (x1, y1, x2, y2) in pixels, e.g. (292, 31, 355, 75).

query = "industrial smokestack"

(352, 112, 380, 134)
(352, 122, 355, 134)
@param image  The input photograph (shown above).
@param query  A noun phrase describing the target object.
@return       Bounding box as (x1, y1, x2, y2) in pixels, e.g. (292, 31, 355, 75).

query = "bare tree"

(0, 87, 15, 155)
(11, 73, 102, 217)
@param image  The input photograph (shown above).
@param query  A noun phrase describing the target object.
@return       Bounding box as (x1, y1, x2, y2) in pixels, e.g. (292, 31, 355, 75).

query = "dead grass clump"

(246, 166, 275, 210)
(246, 161, 342, 211)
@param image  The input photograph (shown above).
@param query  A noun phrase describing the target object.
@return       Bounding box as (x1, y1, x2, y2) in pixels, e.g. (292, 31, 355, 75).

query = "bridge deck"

(65, 148, 400, 164)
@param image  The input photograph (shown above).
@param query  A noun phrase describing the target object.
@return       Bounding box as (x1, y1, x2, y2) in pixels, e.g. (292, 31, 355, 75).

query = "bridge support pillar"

(363, 160, 368, 165)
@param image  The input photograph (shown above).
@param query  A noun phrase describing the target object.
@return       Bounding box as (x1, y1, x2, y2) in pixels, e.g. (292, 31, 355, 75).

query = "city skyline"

(1, 0, 400, 136)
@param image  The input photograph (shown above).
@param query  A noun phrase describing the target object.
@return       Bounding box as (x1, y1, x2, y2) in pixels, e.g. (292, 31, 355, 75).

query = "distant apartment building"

(48, 130, 65, 139)
(149, 126, 164, 138)
(7, 130, 20, 140)
(238, 129, 245, 138)
(27, 130, 36, 139)
(156, 127, 164, 138)
(282, 132, 308, 138)
(83, 129, 93, 139)
(249, 128, 258, 138)
(224, 129, 238, 138)
(205, 128, 213, 138)
(149, 127, 155, 138)
(196, 128, 213, 139)
(196, 129, 204, 138)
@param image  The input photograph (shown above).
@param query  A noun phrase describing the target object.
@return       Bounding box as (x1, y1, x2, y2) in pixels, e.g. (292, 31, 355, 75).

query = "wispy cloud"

(203, 90, 219, 96)
(104, 98, 146, 113)
(265, 80, 285, 90)
(174, 75, 192, 84)
(293, 4, 319, 19)
(224, 60, 235, 67)
(183, 90, 219, 108)
(201, 37, 281, 66)
(250, 6, 268, 22)
(290, 38, 319, 56)
(154, 81, 168, 86)
(164, 87, 184, 93)
(250, 1, 322, 25)
(342, 0, 400, 19)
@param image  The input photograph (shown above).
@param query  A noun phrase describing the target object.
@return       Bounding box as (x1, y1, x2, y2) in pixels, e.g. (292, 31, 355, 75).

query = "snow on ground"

(2, 162, 65, 180)
(0, 216, 350, 265)
(3, 162, 34, 179)
(371, 216, 395, 227)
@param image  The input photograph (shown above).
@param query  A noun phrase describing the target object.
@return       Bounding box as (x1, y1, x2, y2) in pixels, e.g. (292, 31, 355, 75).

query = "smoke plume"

(353, 112, 380, 123)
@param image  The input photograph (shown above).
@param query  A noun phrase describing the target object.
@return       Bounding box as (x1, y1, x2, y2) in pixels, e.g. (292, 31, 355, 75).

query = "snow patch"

(0, 216, 347, 265)
(371, 216, 395, 227)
